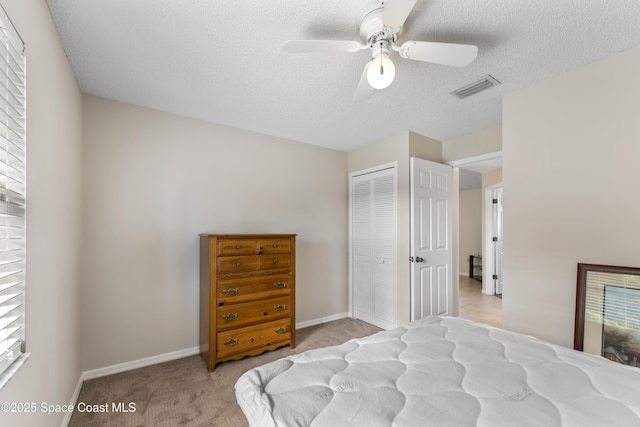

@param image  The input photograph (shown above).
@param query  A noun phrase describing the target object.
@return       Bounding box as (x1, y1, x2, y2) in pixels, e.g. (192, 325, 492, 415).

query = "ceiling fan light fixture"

(283, 1, 478, 100)
(367, 55, 395, 89)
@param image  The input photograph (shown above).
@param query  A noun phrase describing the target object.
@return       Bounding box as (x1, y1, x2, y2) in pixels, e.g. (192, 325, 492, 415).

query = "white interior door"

(351, 165, 397, 330)
(410, 157, 453, 321)
(493, 187, 504, 294)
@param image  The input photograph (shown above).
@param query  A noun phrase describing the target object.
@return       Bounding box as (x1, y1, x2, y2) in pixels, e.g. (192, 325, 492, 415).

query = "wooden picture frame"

(574, 263, 640, 367)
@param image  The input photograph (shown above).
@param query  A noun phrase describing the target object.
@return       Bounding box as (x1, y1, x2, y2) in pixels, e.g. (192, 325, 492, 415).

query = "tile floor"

(458, 274, 502, 328)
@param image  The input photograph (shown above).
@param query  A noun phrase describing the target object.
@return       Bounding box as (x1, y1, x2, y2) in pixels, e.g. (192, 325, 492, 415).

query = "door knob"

(415, 257, 425, 263)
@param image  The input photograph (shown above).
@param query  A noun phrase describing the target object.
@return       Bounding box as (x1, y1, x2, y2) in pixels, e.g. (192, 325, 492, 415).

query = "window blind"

(0, 4, 26, 389)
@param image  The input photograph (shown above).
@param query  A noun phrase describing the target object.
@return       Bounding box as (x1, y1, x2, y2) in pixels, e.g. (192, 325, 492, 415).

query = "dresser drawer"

(217, 296, 290, 330)
(217, 239, 258, 256)
(217, 255, 290, 273)
(258, 254, 290, 270)
(217, 274, 290, 305)
(259, 239, 291, 254)
(217, 255, 259, 273)
(217, 319, 291, 358)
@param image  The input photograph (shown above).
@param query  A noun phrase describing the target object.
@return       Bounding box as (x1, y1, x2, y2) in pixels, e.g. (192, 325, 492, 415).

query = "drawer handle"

(223, 338, 239, 346)
(274, 304, 287, 311)
(222, 288, 239, 295)
(274, 327, 287, 334)
(273, 281, 287, 289)
(235, 245, 242, 249)
(272, 259, 278, 264)
(272, 243, 278, 248)
(236, 262, 241, 267)
(222, 312, 239, 321)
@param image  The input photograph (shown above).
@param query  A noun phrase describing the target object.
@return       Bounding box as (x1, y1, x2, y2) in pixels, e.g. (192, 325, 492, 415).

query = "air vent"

(451, 75, 501, 99)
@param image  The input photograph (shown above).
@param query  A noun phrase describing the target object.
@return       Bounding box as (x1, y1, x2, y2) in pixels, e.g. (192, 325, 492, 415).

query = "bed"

(235, 316, 640, 426)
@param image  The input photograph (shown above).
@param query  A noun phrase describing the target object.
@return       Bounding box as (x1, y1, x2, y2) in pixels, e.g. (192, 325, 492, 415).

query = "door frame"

(348, 162, 398, 322)
(446, 153, 503, 297)
(483, 183, 503, 295)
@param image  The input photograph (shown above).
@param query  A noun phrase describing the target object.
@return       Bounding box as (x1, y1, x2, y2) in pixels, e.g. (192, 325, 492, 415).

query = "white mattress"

(235, 316, 640, 426)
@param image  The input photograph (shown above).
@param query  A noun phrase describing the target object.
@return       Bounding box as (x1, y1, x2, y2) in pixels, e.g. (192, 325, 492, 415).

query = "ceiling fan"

(283, 0, 478, 100)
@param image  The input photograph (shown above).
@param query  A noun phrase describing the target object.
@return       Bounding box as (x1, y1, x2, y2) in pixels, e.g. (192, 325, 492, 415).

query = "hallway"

(458, 275, 502, 327)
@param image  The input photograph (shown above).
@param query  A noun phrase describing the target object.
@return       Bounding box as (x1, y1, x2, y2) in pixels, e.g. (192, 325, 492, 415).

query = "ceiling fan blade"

(283, 40, 363, 53)
(398, 41, 478, 67)
(382, 0, 417, 28)
(353, 63, 374, 101)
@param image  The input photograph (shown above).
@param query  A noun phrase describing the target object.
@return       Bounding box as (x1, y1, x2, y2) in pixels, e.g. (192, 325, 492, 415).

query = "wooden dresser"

(199, 234, 296, 372)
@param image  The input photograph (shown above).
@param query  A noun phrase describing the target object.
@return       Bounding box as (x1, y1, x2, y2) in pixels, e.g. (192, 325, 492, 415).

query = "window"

(0, 4, 26, 390)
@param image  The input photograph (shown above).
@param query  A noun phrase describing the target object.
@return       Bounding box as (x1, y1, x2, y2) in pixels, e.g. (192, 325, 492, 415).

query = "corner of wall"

(408, 132, 443, 163)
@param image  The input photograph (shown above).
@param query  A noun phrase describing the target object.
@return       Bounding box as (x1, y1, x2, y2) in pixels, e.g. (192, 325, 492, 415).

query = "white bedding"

(235, 316, 640, 426)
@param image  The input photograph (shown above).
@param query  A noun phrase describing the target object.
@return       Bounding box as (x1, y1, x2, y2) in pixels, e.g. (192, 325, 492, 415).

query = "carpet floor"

(69, 318, 381, 427)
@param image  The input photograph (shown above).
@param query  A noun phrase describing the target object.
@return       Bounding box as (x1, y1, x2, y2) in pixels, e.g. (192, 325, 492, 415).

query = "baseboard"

(60, 375, 84, 427)
(82, 346, 200, 381)
(296, 312, 349, 329)
(77, 313, 349, 382)
(65, 312, 351, 419)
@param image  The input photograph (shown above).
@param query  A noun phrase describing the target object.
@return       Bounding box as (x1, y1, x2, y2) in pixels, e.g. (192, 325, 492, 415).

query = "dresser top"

(199, 233, 297, 238)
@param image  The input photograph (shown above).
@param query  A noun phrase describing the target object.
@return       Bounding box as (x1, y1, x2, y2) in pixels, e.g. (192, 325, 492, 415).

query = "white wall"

(443, 124, 502, 163)
(503, 44, 640, 346)
(409, 131, 443, 162)
(459, 189, 482, 275)
(0, 1, 83, 427)
(81, 95, 348, 371)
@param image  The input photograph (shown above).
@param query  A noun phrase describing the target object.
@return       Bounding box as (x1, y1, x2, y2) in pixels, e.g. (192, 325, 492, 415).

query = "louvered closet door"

(351, 166, 397, 330)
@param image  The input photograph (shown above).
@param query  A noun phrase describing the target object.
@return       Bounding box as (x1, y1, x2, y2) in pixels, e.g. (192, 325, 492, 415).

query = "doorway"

(448, 153, 502, 324)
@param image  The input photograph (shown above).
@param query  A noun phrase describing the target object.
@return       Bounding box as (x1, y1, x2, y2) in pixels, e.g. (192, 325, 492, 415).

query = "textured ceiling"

(47, 0, 640, 152)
